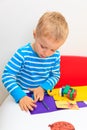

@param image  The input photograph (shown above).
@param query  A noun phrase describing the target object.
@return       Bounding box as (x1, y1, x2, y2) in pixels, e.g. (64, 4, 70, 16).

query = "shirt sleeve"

(2, 48, 27, 103)
(40, 54, 60, 91)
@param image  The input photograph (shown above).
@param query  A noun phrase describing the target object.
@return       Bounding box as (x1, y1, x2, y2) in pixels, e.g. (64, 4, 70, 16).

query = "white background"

(0, 0, 87, 103)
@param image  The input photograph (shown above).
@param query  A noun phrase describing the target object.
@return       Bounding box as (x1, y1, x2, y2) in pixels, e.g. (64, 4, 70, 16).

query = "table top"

(0, 95, 87, 130)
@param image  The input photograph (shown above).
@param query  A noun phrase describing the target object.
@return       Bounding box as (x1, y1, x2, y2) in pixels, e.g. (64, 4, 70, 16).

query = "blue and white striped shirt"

(2, 43, 60, 102)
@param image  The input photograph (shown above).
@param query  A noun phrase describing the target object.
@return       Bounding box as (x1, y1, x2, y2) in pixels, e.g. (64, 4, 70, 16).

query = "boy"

(2, 11, 69, 112)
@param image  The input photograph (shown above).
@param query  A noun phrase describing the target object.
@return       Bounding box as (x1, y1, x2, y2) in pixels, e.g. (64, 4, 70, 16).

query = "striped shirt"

(2, 43, 60, 102)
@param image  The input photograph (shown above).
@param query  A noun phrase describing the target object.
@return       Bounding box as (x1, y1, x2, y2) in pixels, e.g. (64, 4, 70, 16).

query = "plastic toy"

(60, 85, 77, 100)
(47, 85, 77, 101)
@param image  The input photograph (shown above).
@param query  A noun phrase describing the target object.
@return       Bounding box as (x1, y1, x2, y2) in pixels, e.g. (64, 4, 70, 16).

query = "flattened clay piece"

(49, 121, 75, 130)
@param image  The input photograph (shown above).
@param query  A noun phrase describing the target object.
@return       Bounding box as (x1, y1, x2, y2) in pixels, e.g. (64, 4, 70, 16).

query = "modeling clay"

(49, 121, 75, 130)
(60, 85, 77, 100)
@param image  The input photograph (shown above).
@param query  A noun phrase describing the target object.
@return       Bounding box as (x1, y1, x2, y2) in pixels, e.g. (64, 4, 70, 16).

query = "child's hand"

(19, 96, 37, 112)
(28, 87, 45, 102)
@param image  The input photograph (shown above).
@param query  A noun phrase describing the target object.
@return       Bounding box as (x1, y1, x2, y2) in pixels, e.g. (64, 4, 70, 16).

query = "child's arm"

(40, 55, 60, 91)
(2, 48, 26, 103)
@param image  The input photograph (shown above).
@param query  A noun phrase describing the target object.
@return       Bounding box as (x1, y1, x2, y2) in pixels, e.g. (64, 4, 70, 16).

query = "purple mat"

(27, 93, 87, 115)
(77, 101, 87, 108)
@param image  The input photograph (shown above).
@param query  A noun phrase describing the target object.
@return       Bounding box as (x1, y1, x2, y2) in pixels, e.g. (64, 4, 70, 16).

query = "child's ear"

(33, 30, 36, 38)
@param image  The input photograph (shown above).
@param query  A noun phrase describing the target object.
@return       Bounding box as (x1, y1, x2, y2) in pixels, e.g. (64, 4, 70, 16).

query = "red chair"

(55, 55, 87, 88)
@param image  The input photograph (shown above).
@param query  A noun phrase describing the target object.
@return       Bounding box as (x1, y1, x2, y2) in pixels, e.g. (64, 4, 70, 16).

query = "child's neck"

(31, 42, 35, 52)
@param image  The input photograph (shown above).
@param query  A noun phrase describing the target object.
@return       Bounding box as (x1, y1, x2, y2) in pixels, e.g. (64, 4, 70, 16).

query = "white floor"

(0, 95, 87, 130)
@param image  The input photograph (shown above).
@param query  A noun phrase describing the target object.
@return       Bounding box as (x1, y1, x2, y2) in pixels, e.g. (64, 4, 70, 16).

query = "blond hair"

(36, 11, 69, 42)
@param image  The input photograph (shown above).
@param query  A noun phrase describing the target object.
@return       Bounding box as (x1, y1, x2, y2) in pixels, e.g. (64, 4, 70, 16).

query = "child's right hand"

(19, 96, 37, 112)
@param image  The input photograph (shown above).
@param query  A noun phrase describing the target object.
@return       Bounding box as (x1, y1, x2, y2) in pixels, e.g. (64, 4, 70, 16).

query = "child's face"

(33, 36, 63, 58)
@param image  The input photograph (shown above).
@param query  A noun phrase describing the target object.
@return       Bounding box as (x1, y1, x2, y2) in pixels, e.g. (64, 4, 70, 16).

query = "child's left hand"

(28, 87, 45, 102)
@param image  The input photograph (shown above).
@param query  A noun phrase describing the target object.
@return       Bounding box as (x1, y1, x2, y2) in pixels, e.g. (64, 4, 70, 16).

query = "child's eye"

(41, 45, 45, 49)
(51, 49, 55, 52)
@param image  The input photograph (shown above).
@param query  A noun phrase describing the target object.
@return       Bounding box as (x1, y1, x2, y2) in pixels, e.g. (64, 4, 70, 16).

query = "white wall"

(0, 0, 87, 104)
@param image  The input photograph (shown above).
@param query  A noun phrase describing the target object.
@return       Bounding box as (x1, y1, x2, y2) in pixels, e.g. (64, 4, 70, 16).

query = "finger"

(22, 102, 36, 112)
(19, 103, 24, 111)
(34, 94, 39, 102)
(39, 95, 44, 101)
(33, 93, 37, 101)
(31, 103, 37, 108)
(23, 104, 29, 112)
(19, 102, 29, 112)
(27, 102, 37, 111)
